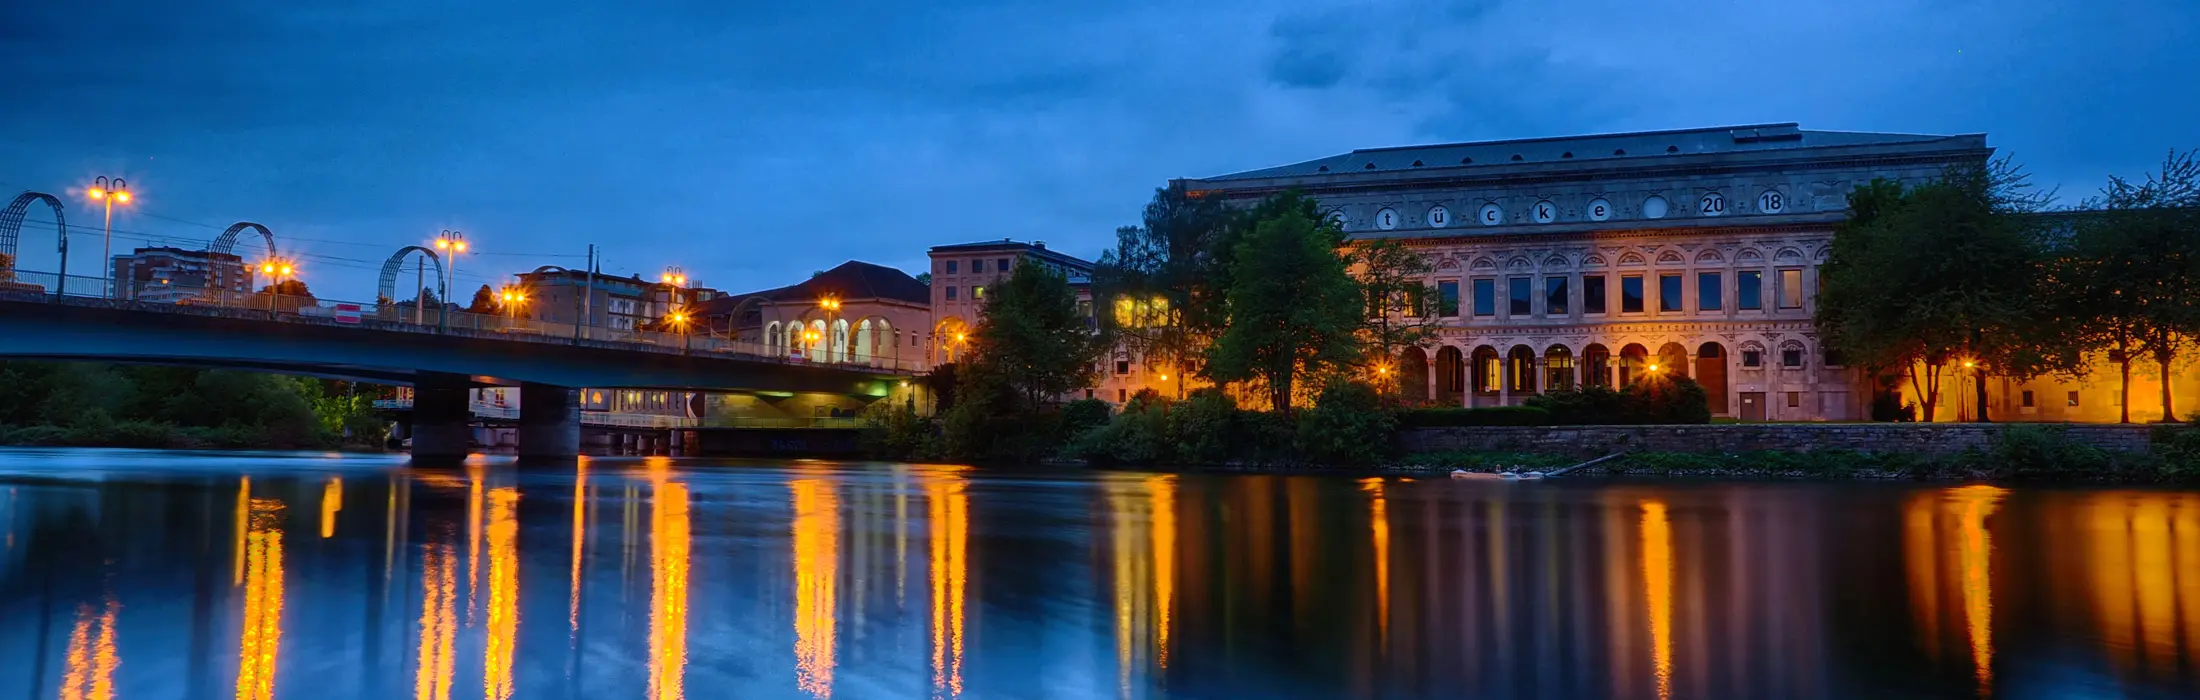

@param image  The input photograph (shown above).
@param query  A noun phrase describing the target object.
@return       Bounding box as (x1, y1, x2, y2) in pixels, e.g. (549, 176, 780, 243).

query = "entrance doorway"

(1696, 342, 1729, 415)
(1739, 392, 1766, 421)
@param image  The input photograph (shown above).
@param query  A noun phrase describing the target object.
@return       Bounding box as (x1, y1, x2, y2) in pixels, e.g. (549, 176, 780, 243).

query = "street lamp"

(667, 310, 691, 353)
(433, 229, 467, 302)
(87, 176, 132, 298)
(818, 295, 841, 363)
(499, 285, 526, 330)
(259, 259, 296, 315)
(801, 327, 822, 361)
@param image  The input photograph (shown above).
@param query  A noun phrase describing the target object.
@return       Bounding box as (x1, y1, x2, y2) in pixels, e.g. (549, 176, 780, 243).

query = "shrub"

(1235, 409, 1300, 466)
(1168, 388, 1239, 465)
(1990, 425, 2115, 478)
(858, 401, 934, 460)
(1526, 386, 1631, 425)
(1067, 398, 1170, 465)
(0, 425, 72, 446)
(103, 420, 178, 449)
(1622, 375, 1713, 424)
(1397, 406, 1552, 427)
(1060, 399, 1113, 439)
(1295, 381, 1397, 467)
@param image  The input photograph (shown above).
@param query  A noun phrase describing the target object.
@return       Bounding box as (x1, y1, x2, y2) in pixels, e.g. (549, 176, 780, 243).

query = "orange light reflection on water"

(649, 476, 692, 700)
(320, 476, 343, 538)
(415, 530, 457, 700)
(927, 469, 969, 697)
(236, 498, 286, 700)
(1361, 478, 1389, 648)
(59, 594, 120, 700)
(792, 477, 841, 698)
(1640, 500, 1673, 700)
(485, 487, 520, 700)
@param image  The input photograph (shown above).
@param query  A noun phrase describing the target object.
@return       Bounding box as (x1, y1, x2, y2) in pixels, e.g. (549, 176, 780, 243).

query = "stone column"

(1497, 357, 1512, 407)
(1425, 357, 1438, 407)
(411, 373, 472, 464)
(518, 382, 582, 463)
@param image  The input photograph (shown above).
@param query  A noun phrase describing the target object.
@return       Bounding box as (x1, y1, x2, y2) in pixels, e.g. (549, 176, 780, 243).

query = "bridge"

(0, 269, 919, 463)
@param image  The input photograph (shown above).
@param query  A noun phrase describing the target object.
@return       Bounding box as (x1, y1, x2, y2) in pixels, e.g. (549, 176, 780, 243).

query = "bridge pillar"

(412, 374, 473, 463)
(518, 383, 581, 463)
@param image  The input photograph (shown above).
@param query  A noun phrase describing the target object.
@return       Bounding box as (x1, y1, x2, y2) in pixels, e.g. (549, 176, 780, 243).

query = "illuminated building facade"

(1177, 123, 1988, 420)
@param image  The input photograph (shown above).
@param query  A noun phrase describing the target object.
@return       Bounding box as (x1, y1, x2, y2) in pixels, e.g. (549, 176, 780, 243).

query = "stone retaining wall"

(1398, 423, 2158, 457)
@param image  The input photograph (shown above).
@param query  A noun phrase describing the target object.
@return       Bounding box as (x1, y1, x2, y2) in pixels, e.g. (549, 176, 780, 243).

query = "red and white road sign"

(334, 303, 362, 324)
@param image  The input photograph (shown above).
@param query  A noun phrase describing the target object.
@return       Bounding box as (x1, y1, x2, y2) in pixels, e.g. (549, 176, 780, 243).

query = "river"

(0, 449, 2197, 699)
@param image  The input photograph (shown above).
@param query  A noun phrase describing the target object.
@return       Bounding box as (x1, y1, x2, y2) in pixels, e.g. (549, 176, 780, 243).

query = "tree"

(259, 279, 312, 298)
(1818, 158, 2053, 422)
(1206, 193, 1363, 414)
(914, 272, 932, 287)
(965, 261, 1110, 411)
(2067, 149, 2200, 421)
(1351, 239, 1440, 392)
(937, 263, 1109, 462)
(0, 251, 14, 283)
(467, 284, 500, 314)
(1094, 183, 1232, 391)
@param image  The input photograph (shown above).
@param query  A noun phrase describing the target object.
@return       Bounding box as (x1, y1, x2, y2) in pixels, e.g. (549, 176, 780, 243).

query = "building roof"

(928, 238, 1096, 271)
(694, 260, 928, 316)
(1189, 123, 1981, 182)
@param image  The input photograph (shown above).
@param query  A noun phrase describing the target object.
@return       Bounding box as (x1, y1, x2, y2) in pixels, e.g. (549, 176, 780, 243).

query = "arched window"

(1507, 345, 1538, 394)
(1582, 344, 1612, 388)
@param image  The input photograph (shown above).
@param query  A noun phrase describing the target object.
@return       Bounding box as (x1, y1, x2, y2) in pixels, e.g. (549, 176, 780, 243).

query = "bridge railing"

(0, 268, 929, 374)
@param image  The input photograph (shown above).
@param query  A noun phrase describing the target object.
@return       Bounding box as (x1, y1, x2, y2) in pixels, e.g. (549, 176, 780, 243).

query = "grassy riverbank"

(0, 361, 389, 450)
(1400, 423, 2200, 482)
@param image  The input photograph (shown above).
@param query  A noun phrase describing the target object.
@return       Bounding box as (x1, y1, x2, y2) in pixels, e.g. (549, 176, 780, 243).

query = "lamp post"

(87, 176, 132, 298)
(818, 295, 841, 364)
(802, 327, 822, 362)
(661, 266, 688, 343)
(433, 231, 466, 331)
(667, 310, 691, 354)
(259, 259, 295, 316)
(499, 285, 526, 331)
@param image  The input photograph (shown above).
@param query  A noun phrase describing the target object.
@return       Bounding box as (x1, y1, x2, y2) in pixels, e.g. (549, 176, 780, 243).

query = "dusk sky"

(3, 0, 2194, 298)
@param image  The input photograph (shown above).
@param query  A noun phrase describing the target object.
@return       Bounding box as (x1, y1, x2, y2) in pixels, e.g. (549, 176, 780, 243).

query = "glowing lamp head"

(261, 263, 273, 273)
(1963, 361, 1976, 368)
(1648, 363, 1660, 372)
(279, 265, 293, 276)
(435, 239, 450, 250)
(114, 191, 131, 203)
(88, 188, 107, 200)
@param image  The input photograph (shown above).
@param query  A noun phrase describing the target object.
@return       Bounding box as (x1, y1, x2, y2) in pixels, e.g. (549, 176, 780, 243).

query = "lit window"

(974, 286, 985, 299)
(1778, 269, 1804, 309)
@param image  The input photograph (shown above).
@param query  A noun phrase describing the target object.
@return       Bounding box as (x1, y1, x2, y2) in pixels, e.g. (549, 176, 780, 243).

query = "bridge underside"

(0, 298, 907, 463)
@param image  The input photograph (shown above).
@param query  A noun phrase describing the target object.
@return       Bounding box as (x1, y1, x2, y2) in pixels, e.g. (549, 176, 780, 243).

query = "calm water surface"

(2, 449, 2198, 699)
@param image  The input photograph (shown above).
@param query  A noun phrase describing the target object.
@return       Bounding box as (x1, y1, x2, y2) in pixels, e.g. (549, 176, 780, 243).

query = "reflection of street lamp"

(87, 176, 132, 297)
(259, 259, 296, 315)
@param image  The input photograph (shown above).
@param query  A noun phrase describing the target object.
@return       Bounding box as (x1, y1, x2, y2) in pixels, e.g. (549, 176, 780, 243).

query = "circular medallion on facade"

(1642, 195, 1669, 219)
(1757, 189, 1785, 214)
(1326, 208, 1350, 230)
(1698, 191, 1727, 216)
(1531, 200, 1558, 224)
(1587, 197, 1613, 222)
(1375, 207, 1400, 230)
(1426, 205, 1450, 228)
(1478, 203, 1504, 226)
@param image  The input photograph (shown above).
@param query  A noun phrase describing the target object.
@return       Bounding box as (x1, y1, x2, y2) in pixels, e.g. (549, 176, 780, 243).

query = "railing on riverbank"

(0, 268, 926, 374)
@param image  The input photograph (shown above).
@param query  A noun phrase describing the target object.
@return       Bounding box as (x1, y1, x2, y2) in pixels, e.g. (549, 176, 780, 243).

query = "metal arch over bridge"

(209, 222, 277, 259)
(0, 191, 67, 272)
(378, 245, 448, 303)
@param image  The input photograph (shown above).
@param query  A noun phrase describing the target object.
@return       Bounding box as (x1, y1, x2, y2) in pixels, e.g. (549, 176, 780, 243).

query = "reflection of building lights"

(59, 594, 121, 700)
(650, 477, 692, 700)
(1148, 475, 1176, 668)
(928, 471, 969, 697)
(1641, 500, 1672, 700)
(793, 478, 841, 698)
(571, 461, 589, 638)
(1361, 478, 1388, 647)
(486, 488, 520, 700)
(417, 526, 457, 700)
(238, 498, 287, 700)
(321, 476, 344, 538)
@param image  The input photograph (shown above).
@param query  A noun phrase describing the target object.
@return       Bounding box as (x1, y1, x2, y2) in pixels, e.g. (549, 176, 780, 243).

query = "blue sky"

(2, 0, 2194, 299)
